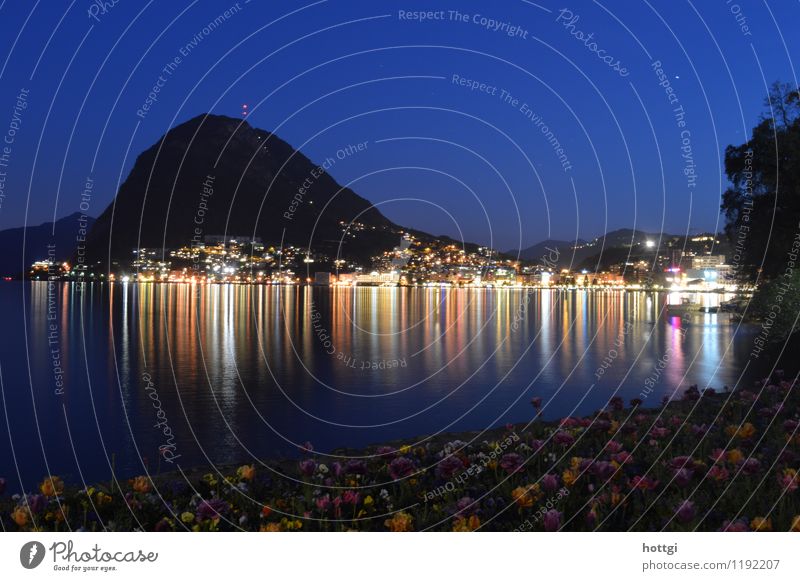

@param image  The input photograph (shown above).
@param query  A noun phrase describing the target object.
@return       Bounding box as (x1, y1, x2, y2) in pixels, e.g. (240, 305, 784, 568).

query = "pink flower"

(560, 417, 580, 428)
(612, 451, 632, 465)
(649, 427, 670, 438)
(709, 448, 726, 463)
(342, 490, 360, 505)
(708, 465, 729, 482)
(316, 494, 331, 512)
(604, 441, 623, 454)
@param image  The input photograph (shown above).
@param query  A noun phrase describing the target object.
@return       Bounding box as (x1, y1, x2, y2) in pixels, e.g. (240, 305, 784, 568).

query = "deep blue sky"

(0, 0, 797, 250)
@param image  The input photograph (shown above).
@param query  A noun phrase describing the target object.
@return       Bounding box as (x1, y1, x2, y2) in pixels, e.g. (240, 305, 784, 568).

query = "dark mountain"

(0, 213, 95, 277)
(82, 114, 399, 266)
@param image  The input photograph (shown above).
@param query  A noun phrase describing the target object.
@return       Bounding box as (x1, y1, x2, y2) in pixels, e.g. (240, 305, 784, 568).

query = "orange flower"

(261, 505, 272, 518)
(40, 476, 64, 497)
(130, 476, 151, 493)
(237, 464, 255, 481)
(11, 506, 29, 527)
(750, 517, 772, 532)
(512, 484, 541, 508)
(452, 515, 481, 532)
(726, 449, 744, 464)
(384, 512, 414, 532)
(791, 516, 800, 532)
(260, 523, 281, 532)
(726, 423, 756, 439)
(562, 468, 580, 487)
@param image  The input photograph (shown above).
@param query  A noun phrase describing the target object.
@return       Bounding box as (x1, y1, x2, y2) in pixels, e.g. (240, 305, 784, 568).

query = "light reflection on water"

(0, 282, 756, 486)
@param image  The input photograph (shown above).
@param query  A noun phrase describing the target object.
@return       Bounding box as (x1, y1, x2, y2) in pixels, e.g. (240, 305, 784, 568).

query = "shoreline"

(4, 371, 799, 532)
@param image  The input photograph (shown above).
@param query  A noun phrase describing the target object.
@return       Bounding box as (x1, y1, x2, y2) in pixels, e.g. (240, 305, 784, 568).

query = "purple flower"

(542, 473, 559, 492)
(720, 519, 749, 532)
(543, 509, 562, 532)
(553, 431, 574, 446)
(456, 496, 477, 515)
(27, 494, 47, 514)
(388, 457, 415, 481)
(196, 498, 229, 521)
(436, 455, 464, 479)
(499, 453, 524, 475)
(585, 509, 598, 528)
(154, 518, 172, 532)
(299, 459, 317, 477)
(673, 469, 693, 488)
(332, 462, 344, 477)
(590, 461, 616, 481)
(376, 446, 396, 457)
(674, 500, 695, 524)
(741, 458, 761, 475)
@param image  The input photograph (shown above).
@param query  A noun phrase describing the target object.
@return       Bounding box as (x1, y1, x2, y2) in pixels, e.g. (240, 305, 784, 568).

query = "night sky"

(0, 0, 797, 251)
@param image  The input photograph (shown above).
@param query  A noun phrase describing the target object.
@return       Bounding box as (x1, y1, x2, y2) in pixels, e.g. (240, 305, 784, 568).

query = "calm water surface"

(0, 282, 758, 488)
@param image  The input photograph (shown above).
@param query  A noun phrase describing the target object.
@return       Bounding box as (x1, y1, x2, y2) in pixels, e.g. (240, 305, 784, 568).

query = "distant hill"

(510, 229, 674, 269)
(508, 239, 587, 262)
(0, 213, 95, 277)
(81, 114, 401, 266)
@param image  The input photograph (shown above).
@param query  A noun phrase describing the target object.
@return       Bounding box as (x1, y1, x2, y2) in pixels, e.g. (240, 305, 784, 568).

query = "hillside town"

(27, 222, 737, 292)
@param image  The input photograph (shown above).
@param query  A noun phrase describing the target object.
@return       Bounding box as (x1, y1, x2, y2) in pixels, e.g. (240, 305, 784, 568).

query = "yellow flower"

(608, 420, 620, 435)
(130, 476, 151, 494)
(237, 464, 255, 481)
(751, 517, 772, 532)
(280, 517, 303, 531)
(726, 449, 744, 464)
(562, 468, 580, 487)
(11, 506, 29, 527)
(570, 457, 582, 469)
(180, 511, 195, 524)
(384, 512, 414, 532)
(260, 523, 281, 532)
(40, 475, 64, 497)
(726, 423, 756, 439)
(511, 484, 541, 508)
(201, 473, 218, 487)
(363, 495, 374, 507)
(452, 515, 481, 532)
(791, 516, 800, 532)
(399, 445, 411, 455)
(95, 492, 112, 507)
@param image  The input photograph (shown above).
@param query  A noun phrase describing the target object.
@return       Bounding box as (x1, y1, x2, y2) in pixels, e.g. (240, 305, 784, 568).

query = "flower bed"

(3, 374, 800, 531)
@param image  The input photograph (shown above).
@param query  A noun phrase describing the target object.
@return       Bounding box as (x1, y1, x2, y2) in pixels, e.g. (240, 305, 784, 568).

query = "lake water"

(0, 282, 758, 489)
